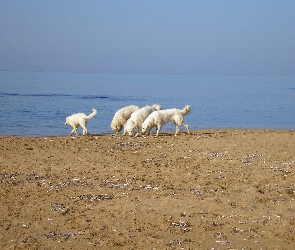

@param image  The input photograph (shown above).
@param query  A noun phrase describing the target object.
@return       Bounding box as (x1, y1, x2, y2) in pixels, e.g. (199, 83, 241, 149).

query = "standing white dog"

(141, 105, 191, 137)
(111, 105, 140, 135)
(125, 104, 161, 137)
(65, 108, 97, 136)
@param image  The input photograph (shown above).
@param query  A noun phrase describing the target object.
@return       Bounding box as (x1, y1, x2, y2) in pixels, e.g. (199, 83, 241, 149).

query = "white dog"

(111, 105, 140, 135)
(125, 104, 162, 137)
(65, 108, 97, 136)
(141, 105, 191, 137)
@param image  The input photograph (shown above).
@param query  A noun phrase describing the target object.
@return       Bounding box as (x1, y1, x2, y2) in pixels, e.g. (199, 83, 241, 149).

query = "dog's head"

(152, 104, 162, 111)
(125, 120, 136, 136)
(112, 124, 123, 133)
(116, 126, 122, 133)
(141, 124, 148, 134)
(128, 127, 136, 137)
(65, 116, 70, 125)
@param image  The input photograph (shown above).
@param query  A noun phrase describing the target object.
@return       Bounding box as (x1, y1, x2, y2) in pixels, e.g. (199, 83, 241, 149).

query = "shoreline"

(1, 128, 294, 138)
(1, 129, 294, 249)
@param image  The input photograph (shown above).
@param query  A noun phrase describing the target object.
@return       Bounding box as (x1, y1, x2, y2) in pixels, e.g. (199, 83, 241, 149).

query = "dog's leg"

(70, 126, 78, 136)
(74, 125, 79, 136)
(135, 125, 141, 137)
(176, 122, 190, 135)
(178, 121, 190, 135)
(155, 125, 162, 137)
(81, 122, 88, 136)
(183, 124, 190, 134)
(172, 120, 179, 136)
(69, 128, 74, 136)
(174, 124, 180, 136)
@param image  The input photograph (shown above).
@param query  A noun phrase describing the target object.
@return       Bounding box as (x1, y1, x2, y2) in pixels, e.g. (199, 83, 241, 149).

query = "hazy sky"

(1, 0, 294, 76)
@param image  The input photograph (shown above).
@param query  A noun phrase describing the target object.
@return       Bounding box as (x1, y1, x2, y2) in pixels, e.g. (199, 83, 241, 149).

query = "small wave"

(0, 92, 19, 96)
(30, 94, 72, 97)
(80, 95, 146, 102)
(82, 95, 108, 99)
(108, 96, 147, 102)
(0, 92, 72, 97)
(0, 92, 147, 102)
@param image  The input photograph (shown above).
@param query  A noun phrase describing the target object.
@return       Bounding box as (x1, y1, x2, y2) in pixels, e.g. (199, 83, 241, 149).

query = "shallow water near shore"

(0, 71, 294, 136)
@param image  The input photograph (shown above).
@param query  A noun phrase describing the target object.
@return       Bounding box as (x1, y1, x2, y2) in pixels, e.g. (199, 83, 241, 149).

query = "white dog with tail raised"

(141, 105, 191, 137)
(65, 108, 97, 136)
(125, 104, 161, 137)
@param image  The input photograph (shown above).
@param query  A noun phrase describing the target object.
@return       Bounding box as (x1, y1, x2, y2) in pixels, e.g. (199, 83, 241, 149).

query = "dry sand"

(0, 129, 294, 249)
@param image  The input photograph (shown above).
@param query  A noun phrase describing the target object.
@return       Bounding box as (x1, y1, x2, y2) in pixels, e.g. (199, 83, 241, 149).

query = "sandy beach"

(0, 129, 294, 249)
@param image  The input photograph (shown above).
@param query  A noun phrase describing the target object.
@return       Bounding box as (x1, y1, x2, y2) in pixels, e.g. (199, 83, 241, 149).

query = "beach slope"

(0, 129, 294, 249)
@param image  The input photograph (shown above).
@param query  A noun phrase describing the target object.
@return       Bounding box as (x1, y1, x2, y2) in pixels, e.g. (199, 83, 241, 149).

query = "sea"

(0, 71, 294, 137)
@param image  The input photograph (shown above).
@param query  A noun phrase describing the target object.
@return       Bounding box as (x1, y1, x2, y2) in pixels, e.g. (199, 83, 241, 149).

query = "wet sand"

(0, 129, 294, 249)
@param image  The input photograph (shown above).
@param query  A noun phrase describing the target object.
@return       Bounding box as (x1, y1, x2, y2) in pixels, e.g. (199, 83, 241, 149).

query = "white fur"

(141, 105, 191, 137)
(125, 104, 162, 136)
(111, 105, 140, 135)
(65, 108, 97, 136)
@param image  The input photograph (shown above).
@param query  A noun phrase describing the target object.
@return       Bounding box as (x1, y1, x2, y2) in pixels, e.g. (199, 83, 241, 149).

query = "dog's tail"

(152, 104, 162, 111)
(181, 105, 191, 115)
(86, 108, 98, 120)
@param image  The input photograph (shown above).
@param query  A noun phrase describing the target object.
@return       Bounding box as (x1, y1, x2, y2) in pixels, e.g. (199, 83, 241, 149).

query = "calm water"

(0, 71, 294, 137)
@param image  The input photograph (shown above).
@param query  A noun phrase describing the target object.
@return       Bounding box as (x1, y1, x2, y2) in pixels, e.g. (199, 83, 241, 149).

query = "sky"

(0, 0, 294, 76)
